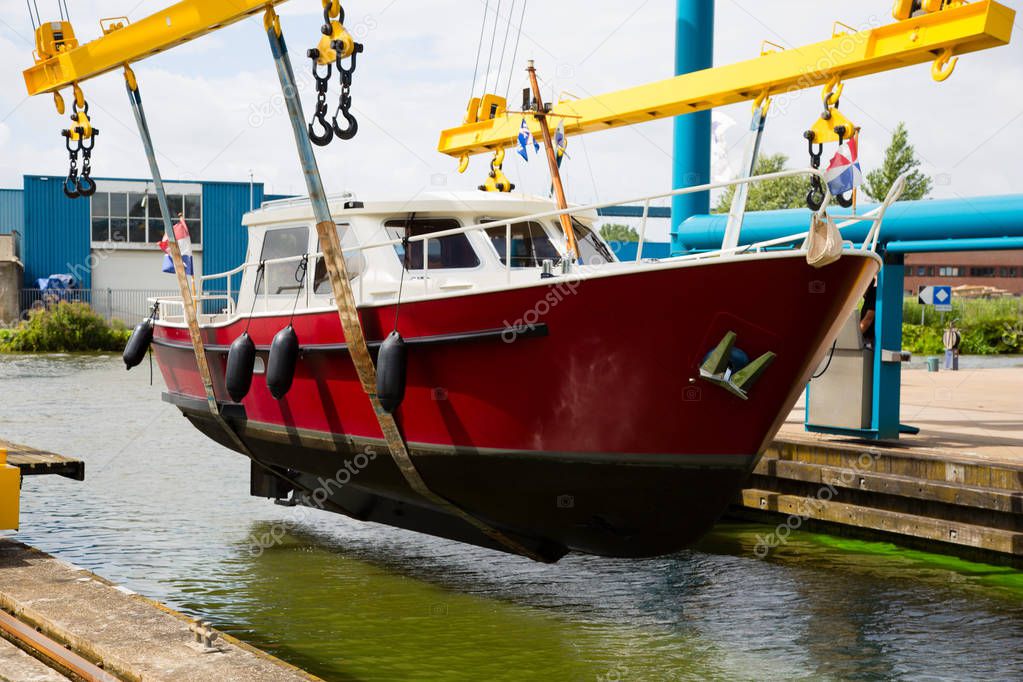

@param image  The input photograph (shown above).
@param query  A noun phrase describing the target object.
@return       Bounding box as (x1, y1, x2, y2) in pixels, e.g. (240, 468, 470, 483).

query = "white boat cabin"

(210, 191, 620, 319)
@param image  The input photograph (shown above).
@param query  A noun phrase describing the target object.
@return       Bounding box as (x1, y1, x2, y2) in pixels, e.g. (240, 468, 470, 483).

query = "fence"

(18, 289, 179, 325)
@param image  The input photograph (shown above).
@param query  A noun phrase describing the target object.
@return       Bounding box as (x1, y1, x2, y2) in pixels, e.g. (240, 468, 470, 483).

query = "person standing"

(860, 279, 877, 350)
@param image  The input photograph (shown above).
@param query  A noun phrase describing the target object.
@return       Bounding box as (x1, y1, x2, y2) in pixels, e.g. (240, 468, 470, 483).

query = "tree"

(712, 153, 807, 213)
(863, 122, 932, 202)
(599, 223, 639, 242)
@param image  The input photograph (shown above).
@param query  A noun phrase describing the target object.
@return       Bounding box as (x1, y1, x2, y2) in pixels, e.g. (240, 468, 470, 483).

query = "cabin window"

(314, 223, 365, 293)
(259, 226, 310, 295)
(385, 218, 480, 270)
(564, 218, 616, 264)
(484, 221, 561, 267)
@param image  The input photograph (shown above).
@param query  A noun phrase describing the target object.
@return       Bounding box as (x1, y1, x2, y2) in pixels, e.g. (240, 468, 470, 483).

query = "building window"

(969, 267, 996, 277)
(385, 218, 480, 270)
(91, 190, 201, 246)
(999, 267, 1018, 278)
(916, 266, 927, 276)
(938, 266, 961, 277)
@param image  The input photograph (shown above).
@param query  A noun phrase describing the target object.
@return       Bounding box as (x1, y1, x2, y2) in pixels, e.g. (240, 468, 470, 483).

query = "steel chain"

(332, 45, 360, 140)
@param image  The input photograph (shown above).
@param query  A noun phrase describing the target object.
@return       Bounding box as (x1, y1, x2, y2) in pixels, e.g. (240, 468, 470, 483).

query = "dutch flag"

(824, 136, 863, 197)
(159, 219, 194, 276)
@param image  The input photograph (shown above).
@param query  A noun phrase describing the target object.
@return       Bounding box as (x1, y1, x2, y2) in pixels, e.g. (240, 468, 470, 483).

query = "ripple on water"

(3, 354, 1022, 681)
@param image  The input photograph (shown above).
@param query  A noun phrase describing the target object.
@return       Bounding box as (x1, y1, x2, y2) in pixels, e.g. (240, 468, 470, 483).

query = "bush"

(901, 297, 1023, 355)
(0, 301, 131, 353)
(901, 324, 944, 355)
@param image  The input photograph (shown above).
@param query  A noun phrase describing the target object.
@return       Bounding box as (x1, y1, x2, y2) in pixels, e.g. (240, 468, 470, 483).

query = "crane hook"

(332, 103, 358, 141)
(931, 47, 958, 83)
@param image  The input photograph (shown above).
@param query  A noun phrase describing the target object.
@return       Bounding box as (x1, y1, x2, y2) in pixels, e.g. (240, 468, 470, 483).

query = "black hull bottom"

(168, 393, 756, 562)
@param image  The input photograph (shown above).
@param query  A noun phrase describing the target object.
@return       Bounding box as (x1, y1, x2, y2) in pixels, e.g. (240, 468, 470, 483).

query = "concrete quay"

(736, 367, 1023, 563)
(0, 540, 320, 682)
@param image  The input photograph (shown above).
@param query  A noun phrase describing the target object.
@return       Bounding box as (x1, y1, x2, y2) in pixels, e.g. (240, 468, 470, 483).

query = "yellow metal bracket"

(100, 17, 130, 36)
(33, 20, 78, 63)
(264, 7, 282, 38)
(63, 83, 95, 141)
(806, 78, 857, 145)
(123, 64, 138, 92)
(479, 148, 515, 192)
(932, 47, 959, 81)
(0, 449, 20, 532)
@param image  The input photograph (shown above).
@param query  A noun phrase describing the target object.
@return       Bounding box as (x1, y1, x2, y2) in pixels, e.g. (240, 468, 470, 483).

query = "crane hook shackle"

(306, 3, 363, 146)
(932, 47, 958, 82)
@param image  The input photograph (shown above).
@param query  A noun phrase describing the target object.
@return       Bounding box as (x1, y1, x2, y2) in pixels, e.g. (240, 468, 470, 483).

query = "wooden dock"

(1, 440, 85, 481)
(735, 367, 1023, 564)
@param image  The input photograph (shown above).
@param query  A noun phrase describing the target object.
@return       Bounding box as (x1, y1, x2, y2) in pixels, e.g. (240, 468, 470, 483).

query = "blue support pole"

(872, 254, 907, 440)
(670, 0, 714, 255)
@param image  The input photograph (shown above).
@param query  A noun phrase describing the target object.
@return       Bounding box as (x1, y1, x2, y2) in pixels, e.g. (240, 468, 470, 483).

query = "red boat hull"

(155, 252, 878, 559)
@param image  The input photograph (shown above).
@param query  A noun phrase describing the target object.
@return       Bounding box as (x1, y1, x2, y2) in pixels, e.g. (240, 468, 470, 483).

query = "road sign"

(918, 285, 953, 312)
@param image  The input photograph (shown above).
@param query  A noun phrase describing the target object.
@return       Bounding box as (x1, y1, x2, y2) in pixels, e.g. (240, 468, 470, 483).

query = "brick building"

(904, 251, 1023, 296)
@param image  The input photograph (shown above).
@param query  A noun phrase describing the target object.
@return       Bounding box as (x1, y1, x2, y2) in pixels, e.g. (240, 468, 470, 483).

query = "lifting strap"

(264, 8, 548, 562)
(123, 66, 349, 518)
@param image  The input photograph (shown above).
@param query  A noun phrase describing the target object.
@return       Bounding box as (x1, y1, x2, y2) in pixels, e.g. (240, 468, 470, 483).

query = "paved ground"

(783, 367, 1023, 466)
(0, 636, 68, 682)
(0, 541, 320, 682)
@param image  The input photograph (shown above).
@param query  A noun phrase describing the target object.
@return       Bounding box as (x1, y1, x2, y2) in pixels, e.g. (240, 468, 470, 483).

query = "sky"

(1, 1, 1022, 242)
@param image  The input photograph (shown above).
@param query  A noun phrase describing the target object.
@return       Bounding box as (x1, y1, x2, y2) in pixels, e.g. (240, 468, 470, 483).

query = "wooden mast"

(526, 61, 578, 261)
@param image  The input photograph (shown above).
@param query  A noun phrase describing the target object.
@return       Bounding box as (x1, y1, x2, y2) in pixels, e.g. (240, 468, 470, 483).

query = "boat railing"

(151, 168, 908, 320)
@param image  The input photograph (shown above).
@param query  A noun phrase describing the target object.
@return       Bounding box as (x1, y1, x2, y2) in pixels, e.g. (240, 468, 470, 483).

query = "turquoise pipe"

(675, 194, 1023, 254)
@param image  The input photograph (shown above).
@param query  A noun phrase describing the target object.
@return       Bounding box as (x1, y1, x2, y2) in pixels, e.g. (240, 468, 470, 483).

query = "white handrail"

(637, 199, 651, 262)
(163, 168, 843, 320)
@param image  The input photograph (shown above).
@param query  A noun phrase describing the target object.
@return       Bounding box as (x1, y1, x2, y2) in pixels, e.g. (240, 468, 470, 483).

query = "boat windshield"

(484, 220, 562, 267)
(563, 219, 616, 264)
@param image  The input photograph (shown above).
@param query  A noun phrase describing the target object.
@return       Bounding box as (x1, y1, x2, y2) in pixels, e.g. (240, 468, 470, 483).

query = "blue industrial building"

(0, 175, 292, 291)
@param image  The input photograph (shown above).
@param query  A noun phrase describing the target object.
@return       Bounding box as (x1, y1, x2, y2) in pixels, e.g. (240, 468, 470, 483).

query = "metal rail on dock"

(0, 610, 118, 681)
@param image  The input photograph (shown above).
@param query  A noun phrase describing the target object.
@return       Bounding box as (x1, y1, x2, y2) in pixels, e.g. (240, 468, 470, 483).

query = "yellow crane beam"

(24, 0, 291, 97)
(437, 0, 1015, 158)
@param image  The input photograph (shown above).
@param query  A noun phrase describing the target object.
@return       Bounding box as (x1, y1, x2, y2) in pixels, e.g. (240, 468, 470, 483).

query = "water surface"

(2, 355, 1020, 681)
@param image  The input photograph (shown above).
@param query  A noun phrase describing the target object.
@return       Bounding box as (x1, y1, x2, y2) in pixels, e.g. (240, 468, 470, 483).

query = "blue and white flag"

(517, 118, 539, 161)
(825, 137, 863, 197)
(554, 119, 569, 167)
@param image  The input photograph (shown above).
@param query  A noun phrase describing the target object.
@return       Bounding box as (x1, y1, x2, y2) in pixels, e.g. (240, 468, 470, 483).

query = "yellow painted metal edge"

(438, 0, 1015, 157)
(24, 0, 291, 96)
(0, 449, 21, 532)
